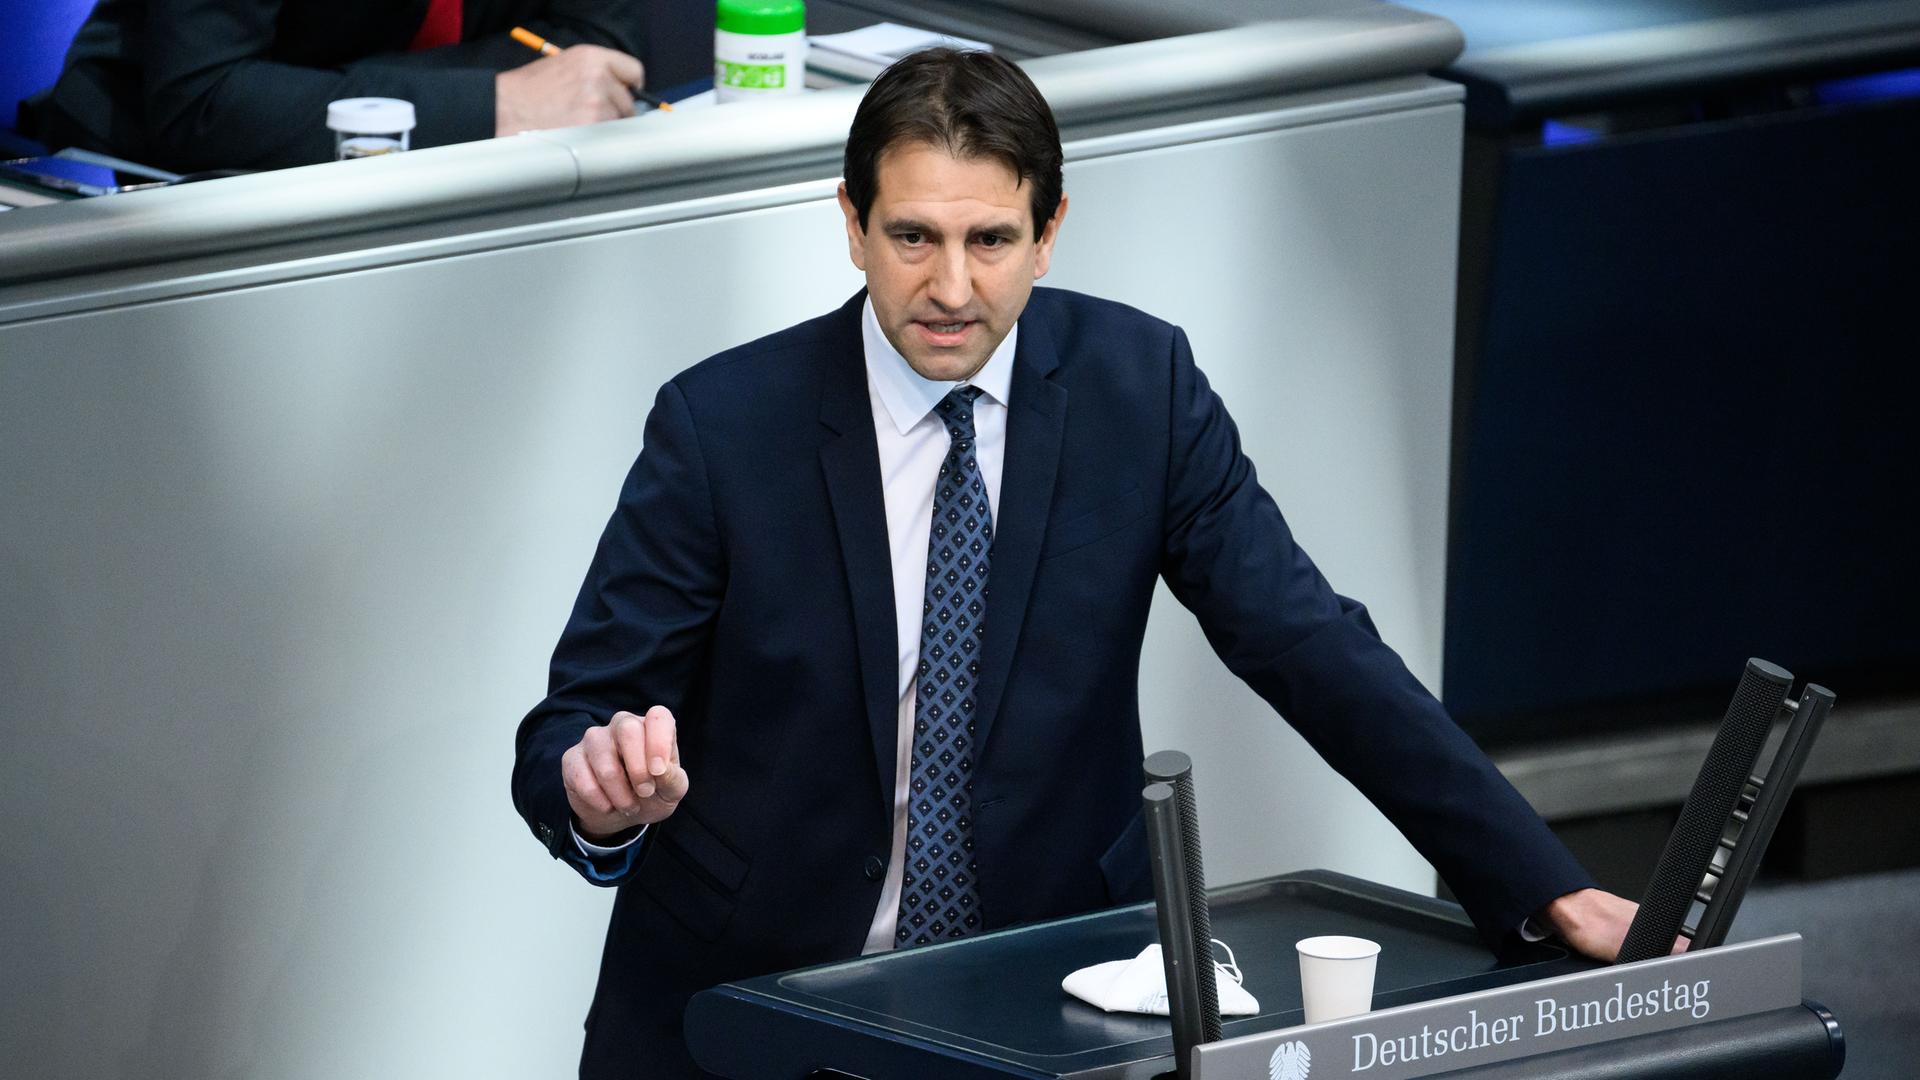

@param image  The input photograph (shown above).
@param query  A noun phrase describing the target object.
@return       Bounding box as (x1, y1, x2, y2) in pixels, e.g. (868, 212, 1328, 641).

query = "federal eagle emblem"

(1269, 1039, 1311, 1080)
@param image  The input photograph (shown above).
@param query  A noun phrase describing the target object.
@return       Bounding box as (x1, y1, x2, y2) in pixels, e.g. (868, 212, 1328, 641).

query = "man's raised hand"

(562, 706, 688, 841)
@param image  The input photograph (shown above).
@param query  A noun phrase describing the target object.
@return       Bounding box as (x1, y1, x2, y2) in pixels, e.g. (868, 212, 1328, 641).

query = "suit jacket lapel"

(972, 308, 1068, 759)
(816, 292, 903, 825)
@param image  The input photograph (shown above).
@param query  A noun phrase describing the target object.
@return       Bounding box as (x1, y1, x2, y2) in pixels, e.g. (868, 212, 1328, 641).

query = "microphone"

(1143, 750, 1221, 1078)
(1617, 658, 1792, 964)
(1144, 783, 1205, 1078)
(1690, 681, 1834, 950)
(1146, 750, 1221, 1043)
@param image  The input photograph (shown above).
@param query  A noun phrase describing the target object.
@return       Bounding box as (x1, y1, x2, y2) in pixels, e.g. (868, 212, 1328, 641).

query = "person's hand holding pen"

(495, 27, 666, 136)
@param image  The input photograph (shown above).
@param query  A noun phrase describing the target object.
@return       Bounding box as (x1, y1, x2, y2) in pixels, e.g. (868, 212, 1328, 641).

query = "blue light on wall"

(0, 0, 99, 132)
(1813, 68, 1920, 106)
(1540, 120, 1603, 146)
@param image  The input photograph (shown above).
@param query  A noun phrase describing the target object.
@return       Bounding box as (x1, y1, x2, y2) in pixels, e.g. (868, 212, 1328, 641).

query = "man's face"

(839, 142, 1067, 382)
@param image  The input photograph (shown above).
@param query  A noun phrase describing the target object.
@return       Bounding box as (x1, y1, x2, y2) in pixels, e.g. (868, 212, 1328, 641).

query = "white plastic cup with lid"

(327, 98, 417, 160)
(1296, 935, 1381, 1023)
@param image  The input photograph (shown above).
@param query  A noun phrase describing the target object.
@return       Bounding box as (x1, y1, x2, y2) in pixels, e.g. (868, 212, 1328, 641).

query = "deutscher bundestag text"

(1353, 980, 1712, 1071)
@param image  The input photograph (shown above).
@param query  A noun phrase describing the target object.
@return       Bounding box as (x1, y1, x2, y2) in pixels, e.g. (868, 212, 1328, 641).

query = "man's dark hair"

(844, 48, 1064, 241)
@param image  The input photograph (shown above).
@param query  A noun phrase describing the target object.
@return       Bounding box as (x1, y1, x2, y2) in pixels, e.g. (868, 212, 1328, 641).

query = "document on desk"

(808, 23, 993, 83)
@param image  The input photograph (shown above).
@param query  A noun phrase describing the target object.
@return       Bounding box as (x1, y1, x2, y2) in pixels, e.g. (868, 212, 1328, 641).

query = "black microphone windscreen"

(1618, 658, 1790, 964)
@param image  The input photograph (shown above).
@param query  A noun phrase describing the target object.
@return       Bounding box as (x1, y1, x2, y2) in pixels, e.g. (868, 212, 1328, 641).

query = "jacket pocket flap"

(658, 808, 750, 894)
(638, 836, 739, 943)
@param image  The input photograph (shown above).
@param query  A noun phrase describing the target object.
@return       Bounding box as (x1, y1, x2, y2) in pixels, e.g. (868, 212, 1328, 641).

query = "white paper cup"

(1296, 935, 1381, 1023)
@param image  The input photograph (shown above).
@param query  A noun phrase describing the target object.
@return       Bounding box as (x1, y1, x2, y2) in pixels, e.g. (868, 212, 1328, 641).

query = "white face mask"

(1061, 939, 1260, 1016)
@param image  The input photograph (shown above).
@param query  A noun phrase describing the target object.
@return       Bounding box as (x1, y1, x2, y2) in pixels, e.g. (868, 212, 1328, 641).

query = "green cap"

(717, 0, 805, 35)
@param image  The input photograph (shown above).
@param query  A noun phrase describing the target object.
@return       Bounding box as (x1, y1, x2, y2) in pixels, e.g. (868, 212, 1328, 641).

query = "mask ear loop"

(1210, 938, 1244, 985)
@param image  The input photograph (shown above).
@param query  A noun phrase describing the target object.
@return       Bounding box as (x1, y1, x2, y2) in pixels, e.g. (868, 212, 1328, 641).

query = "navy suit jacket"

(512, 288, 1592, 1078)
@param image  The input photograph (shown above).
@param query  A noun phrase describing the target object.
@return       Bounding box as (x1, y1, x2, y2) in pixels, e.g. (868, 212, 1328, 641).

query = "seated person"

(18, 0, 707, 172)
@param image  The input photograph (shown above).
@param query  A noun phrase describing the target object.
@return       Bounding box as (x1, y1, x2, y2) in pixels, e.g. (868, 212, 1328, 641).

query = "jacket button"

(863, 856, 885, 882)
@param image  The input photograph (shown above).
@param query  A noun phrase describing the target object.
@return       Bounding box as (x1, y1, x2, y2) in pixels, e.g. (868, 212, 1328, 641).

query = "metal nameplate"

(1192, 934, 1802, 1080)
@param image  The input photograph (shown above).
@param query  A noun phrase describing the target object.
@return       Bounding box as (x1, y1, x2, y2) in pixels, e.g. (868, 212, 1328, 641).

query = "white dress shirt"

(857, 298, 1014, 953)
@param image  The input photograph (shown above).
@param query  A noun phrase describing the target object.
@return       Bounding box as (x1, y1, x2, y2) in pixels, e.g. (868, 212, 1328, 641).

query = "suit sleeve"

(140, 0, 649, 171)
(1155, 326, 1593, 948)
(512, 379, 725, 886)
(415, 0, 652, 71)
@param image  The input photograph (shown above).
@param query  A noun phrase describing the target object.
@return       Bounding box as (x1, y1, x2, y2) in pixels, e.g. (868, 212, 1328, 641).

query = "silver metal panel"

(0, 132, 582, 286)
(0, 79, 1461, 327)
(1193, 935, 1804, 1079)
(1061, 102, 1465, 896)
(1447, 0, 1920, 122)
(0, 96, 1463, 1077)
(0, 14, 1462, 288)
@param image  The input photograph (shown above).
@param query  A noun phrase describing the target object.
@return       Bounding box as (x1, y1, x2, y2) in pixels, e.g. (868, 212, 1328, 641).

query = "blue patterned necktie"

(896, 385, 990, 947)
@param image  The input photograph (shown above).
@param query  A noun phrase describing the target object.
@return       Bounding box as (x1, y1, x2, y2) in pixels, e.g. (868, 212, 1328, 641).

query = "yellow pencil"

(510, 26, 560, 55)
(510, 26, 672, 111)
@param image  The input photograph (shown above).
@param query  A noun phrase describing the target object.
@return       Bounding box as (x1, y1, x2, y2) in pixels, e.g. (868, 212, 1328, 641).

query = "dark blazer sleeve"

(512, 379, 725, 885)
(1155, 326, 1593, 948)
(416, 0, 653, 71)
(140, 0, 648, 171)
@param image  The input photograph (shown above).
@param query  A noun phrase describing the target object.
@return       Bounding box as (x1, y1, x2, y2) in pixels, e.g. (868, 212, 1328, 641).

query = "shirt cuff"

(1519, 915, 1551, 943)
(571, 821, 647, 883)
(572, 818, 648, 853)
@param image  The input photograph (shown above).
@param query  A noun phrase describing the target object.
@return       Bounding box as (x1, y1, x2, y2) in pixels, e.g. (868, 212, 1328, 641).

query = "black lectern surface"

(686, 871, 1588, 1079)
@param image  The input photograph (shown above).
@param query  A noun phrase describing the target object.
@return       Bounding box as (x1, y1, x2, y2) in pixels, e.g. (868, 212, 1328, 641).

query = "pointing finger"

(644, 705, 677, 777)
(611, 711, 651, 794)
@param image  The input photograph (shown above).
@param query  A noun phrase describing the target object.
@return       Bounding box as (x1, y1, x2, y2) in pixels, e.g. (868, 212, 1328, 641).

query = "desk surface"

(688, 871, 1589, 1079)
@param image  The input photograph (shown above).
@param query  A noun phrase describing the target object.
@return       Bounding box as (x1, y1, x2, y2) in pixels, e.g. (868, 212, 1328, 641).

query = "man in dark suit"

(19, 0, 709, 172)
(513, 48, 1647, 1079)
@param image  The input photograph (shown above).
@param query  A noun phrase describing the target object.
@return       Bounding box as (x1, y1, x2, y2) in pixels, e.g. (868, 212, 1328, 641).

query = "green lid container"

(716, 0, 805, 35)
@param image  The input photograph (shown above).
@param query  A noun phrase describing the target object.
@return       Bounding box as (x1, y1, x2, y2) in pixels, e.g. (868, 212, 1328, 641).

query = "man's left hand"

(1537, 888, 1688, 962)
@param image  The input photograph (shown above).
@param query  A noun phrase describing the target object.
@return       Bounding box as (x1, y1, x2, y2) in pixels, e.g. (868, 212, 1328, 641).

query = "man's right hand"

(563, 706, 689, 841)
(495, 45, 645, 136)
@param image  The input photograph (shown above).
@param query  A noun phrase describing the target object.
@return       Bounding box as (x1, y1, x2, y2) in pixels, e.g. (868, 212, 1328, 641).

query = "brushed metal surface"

(0, 79, 1460, 326)
(0, 10, 1462, 286)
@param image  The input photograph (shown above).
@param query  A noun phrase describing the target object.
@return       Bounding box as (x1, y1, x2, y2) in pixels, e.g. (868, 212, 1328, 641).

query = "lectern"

(687, 660, 1843, 1078)
(685, 871, 1839, 1079)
